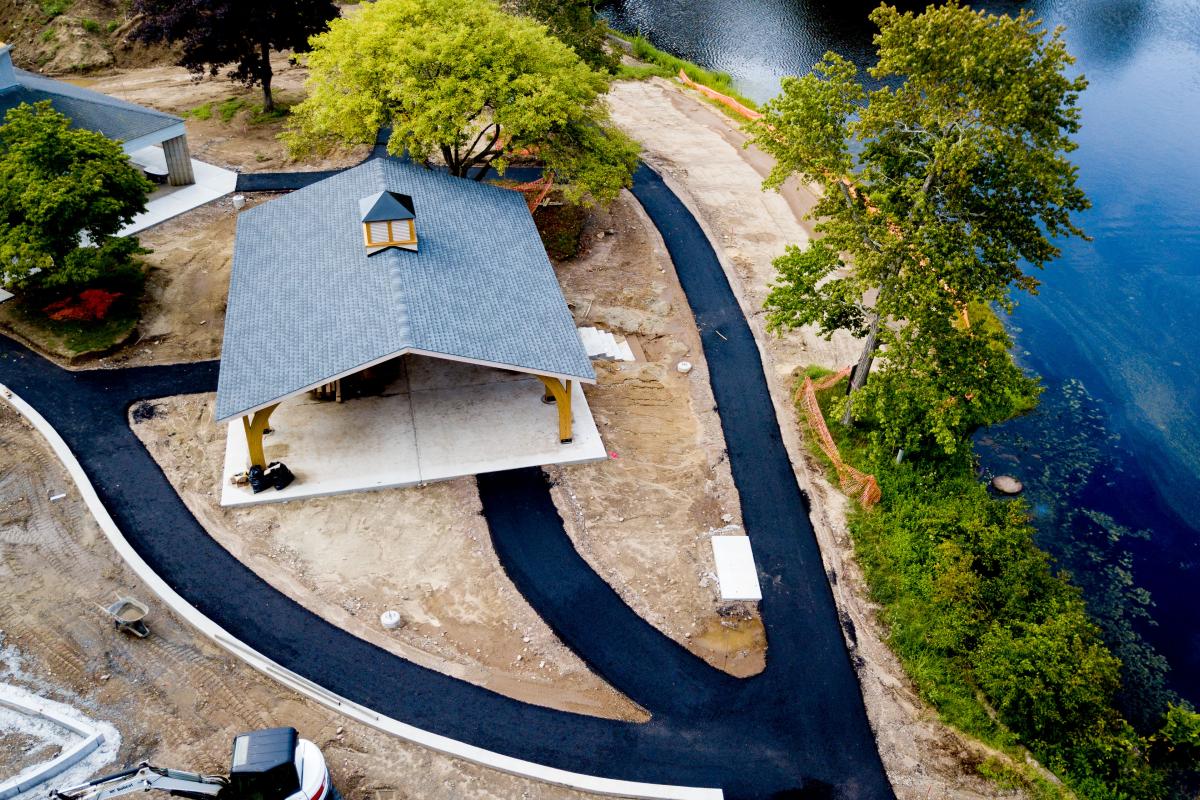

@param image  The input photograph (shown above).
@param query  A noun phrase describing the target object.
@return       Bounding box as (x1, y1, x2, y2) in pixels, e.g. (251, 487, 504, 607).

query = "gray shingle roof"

(0, 68, 181, 144)
(214, 158, 595, 422)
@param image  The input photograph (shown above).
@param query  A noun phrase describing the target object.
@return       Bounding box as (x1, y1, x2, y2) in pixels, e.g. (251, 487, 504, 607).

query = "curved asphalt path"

(0, 164, 893, 800)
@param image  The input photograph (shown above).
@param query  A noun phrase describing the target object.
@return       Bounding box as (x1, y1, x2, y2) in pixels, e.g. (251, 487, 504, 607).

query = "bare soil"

(549, 193, 765, 677)
(68, 55, 370, 174)
(99, 193, 279, 369)
(607, 77, 1027, 799)
(0, 730, 60, 776)
(0, 0, 169, 74)
(0, 194, 253, 370)
(0, 401, 625, 799)
(128, 393, 644, 722)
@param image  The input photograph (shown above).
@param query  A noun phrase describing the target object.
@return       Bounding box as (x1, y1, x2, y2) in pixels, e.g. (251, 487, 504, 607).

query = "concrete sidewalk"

(122, 147, 237, 235)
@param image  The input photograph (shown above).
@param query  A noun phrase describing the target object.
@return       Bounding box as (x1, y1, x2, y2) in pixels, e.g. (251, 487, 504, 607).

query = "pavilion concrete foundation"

(220, 357, 606, 506)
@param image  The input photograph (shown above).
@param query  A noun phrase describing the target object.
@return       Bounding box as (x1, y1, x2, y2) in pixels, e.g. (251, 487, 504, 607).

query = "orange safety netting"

(508, 173, 555, 215)
(797, 367, 882, 509)
(676, 70, 762, 121)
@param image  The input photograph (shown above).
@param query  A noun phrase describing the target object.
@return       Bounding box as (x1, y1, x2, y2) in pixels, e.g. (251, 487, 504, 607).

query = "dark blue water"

(601, 0, 1200, 709)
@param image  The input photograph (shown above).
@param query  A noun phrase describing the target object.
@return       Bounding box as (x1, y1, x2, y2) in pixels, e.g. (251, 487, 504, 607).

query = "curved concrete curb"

(0, 693, 102, 800)
(0, 384, 722, 800)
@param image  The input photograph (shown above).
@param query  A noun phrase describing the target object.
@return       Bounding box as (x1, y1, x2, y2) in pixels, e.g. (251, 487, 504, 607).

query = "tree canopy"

(752, 2, 1089, 453)
(284, 0, 638, 206)
(517, 0, 619, 72)
(132, 0, 340, 111)
(0, 102, 151, 292)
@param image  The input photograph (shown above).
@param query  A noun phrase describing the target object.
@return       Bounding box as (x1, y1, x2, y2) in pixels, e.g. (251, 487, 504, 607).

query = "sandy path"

(607, 77, 1022, 799)
(0, 401, 625, 798)
(129, 394, 644, 722)
(550, 193, 764, 677)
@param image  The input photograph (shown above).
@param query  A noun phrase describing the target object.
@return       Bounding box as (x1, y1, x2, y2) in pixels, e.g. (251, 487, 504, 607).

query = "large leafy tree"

(132, 0, 340, 112)
(0, 102, 151, 292)
(517, 0, 619, 72)
(752, 2, 1089, 446)
(284, 0, 638, 205)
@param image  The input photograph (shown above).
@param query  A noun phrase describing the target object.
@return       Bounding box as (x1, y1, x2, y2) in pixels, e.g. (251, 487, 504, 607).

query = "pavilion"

(215, 158, 604, 505)
(0, 43, 195, 186)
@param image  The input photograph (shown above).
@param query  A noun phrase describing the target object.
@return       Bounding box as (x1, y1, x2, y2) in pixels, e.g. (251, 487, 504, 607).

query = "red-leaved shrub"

(43, 289, 123, 322)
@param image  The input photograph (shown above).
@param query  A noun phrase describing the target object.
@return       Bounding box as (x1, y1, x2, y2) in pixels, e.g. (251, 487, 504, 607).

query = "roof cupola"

(359, 191, 417, 255)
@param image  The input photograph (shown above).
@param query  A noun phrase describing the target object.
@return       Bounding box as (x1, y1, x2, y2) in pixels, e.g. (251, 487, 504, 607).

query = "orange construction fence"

(676, 70, 762, 121)
(797, 367, 882, 509)
(508, 173, 555, 215)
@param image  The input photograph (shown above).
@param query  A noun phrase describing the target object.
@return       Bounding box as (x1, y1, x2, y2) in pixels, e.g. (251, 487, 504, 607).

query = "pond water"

(600, 0, 1200, 711)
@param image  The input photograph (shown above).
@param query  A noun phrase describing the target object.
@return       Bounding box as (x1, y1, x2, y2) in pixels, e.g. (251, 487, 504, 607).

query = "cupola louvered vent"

(358, 190, 417, 255)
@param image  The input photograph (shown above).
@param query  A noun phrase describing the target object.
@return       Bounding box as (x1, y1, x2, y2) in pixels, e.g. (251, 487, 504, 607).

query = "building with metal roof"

(216, 157, 597, 482)
(0, 42, 194, 185)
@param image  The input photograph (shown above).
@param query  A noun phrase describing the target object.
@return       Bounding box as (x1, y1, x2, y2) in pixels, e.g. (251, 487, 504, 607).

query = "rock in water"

(991, 475, 1024, 495)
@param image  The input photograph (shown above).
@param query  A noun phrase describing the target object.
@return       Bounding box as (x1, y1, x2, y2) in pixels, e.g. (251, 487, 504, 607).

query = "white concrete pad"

(711, 535, 762, 601)
(221, 357, 605, 506)
(121, 148, 237, 236)
(415, 377, 603, 482)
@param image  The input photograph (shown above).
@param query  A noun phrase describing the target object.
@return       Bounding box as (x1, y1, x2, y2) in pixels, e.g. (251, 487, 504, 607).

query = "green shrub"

(39, 0, 72, 20)
(80, 18, 101, 34)
(532, 201, 587, 260)
(106, 20, 120, 33)
(799, 372, 1200, 797)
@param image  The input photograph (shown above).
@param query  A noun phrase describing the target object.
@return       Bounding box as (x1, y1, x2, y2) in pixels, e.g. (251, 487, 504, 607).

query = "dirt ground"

(0, 728, 55, 777)
(70, 55, 369, 174)
(0, 0, 167, 74)
(0, 402, 624, 799)
(95, 194, 278, 370)
(607, 77, 1027, 799)
(0, 192, 264, 370)
(548, 193, 765, 677)
(129, 393, 643, 722)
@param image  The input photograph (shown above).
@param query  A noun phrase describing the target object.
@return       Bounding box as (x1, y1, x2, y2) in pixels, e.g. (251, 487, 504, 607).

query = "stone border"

(0, 384, 723, 800)
(0, 693, 103, 800)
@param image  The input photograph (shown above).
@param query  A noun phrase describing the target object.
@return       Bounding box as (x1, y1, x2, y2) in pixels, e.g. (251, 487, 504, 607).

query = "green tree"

(753, 2, 1089, 433)
(0, 102, 151, 291)
(132, 0, 340, 112)
(1149, 704, 1200, 771)
(517, 0, 619, 72)
(285, 0, 638, 206)
(855, 319, 1039, 455)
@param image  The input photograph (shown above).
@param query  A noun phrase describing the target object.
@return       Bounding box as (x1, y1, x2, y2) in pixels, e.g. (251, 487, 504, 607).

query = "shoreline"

(607, 75, 1024, 799)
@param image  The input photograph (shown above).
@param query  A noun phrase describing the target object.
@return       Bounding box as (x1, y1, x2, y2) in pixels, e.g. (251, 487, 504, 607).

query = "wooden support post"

(241, 403, 279, 469)
(535, 376, 574, 444)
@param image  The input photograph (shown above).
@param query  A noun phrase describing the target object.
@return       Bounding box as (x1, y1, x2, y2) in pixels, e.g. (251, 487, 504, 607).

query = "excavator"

(53, 728, 339, 800)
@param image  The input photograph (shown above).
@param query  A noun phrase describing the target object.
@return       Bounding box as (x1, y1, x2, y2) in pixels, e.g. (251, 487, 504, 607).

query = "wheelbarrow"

(100, 596, 150, 638)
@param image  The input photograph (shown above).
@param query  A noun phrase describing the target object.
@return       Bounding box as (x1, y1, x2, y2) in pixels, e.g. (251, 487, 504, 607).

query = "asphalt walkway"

(0, 164, 894, 800)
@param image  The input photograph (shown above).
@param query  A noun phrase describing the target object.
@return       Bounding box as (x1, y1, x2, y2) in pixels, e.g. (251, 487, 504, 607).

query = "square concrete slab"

(711, 535, 763, 601)
(221, 357, 606, 506)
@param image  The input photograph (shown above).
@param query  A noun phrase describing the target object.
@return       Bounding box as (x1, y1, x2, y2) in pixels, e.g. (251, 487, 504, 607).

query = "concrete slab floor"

(121, 147, 237, 236)
(220, 358, 606, 506)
